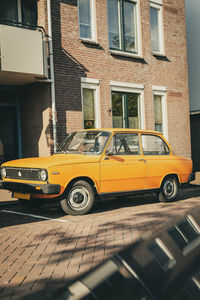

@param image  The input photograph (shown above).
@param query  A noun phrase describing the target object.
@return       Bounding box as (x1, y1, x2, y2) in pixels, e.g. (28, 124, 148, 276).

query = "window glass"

(22, 0, 37, 25)
(79, 0, 92, 39)
(106, 133, 140, 155)
(141, 134, 170, 155)
(108, 0, 137, 53)
(108, 0, 120, 49)
(58, 131, 110, 155)
(123, 1, 136, 52)
(83, 89, 95, 129)
(150, 6, 160, 52)
(127, 93, 140, 129)
(112, 92, 140, 129)
(154, 95, 163, 132)
(0, 0, 18, 22)
(168, 216, 200, 253)
(112, 92, 123, 128)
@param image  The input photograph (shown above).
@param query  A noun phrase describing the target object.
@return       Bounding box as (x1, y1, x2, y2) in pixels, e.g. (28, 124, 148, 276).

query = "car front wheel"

(159, 176, 178, 202)
(60, 180, 95, 215)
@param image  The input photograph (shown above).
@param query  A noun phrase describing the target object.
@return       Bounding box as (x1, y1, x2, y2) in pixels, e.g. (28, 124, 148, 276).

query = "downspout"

(47, 0, 57, 153)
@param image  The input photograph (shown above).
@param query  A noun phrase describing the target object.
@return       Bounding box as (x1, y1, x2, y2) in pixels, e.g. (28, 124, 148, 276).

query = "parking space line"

(0, 209, 69, 223)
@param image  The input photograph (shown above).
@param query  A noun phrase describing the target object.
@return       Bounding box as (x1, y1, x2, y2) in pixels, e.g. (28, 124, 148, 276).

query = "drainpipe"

(47, 0, 57, 153)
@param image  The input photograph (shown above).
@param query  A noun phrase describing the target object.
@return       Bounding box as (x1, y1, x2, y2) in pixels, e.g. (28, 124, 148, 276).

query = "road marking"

(0, 209, 69, 223)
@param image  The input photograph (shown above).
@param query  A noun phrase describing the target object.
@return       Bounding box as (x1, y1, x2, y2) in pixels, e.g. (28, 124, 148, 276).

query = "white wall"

(185, 0, 200, 112)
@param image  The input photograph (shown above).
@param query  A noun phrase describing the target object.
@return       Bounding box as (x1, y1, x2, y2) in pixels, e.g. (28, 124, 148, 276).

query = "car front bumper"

(0, 180, 60, 195)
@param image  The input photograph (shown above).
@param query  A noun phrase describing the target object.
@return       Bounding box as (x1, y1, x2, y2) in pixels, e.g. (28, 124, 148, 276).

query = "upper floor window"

(0, 0, 37, 26)
(107, 0, 140, 54)
(150, 0, 164, 54)
(78, 0, 96, 41)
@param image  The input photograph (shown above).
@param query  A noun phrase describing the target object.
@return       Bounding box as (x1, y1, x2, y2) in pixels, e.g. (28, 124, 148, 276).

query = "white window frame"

(153, 86, 168, 139)
(81, 78, 100, 129)
(108, 0, 143, 59)
(149, 0, 165, 55)
(110, 81, 145, 129)
(78, 0, 97, 43)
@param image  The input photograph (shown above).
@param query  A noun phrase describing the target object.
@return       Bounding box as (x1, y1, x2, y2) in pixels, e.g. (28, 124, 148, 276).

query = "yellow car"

(0, 129, 194, 215)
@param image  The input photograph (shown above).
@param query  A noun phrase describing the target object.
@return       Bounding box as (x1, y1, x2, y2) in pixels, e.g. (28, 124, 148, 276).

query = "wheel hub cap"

(73, 192, 84, 204)
(164, 180, 174, 197)
(68, 187, 89, 210)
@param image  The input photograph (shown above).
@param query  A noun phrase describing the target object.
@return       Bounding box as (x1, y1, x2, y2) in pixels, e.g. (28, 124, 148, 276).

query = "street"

(0, 185, 200, 300)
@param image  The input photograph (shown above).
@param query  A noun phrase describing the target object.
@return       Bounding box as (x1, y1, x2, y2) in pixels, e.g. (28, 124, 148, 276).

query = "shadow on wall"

(19, 82, 52, 158)
(52, 0, 88, 146)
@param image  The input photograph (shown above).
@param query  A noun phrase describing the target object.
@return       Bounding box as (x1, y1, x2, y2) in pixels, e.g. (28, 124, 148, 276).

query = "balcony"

(0, 24, 48, 85)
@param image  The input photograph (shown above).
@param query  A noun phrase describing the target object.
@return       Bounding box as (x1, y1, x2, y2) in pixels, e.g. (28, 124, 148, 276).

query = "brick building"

(0, 0, 191, 163)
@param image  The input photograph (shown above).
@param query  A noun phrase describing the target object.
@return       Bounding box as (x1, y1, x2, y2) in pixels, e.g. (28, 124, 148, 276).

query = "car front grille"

(5, 167, 40, 181)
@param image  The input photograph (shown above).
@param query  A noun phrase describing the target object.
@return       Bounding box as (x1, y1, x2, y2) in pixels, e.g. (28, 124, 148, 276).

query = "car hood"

(2, 154, 101, 169)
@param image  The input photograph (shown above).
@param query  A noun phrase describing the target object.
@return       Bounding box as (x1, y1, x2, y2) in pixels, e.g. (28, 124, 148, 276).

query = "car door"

(140, 134, 172, 189)
(100, 133, 147, 194)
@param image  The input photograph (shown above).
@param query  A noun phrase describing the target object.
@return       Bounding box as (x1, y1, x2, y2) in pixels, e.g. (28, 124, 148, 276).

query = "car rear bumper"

(0, 180, 60, 195)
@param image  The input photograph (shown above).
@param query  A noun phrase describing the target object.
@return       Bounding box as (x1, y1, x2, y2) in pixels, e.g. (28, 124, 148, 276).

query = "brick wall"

(20, 83, 52, 157)
(50, 0, 191, 157)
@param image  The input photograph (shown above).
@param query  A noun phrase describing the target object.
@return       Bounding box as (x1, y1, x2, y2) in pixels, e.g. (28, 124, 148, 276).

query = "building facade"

(0, 0, 191, 164)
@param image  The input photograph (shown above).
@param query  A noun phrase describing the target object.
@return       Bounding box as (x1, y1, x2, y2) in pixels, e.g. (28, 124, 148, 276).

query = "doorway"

(0, 106, 19, 164)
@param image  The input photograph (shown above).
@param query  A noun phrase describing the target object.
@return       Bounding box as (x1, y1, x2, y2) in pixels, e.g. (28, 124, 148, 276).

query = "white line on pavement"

(0, 209, 69, 223)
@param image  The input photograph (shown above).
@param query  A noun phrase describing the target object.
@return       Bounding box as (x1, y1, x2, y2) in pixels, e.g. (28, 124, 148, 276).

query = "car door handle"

(139, 159, 147, 163)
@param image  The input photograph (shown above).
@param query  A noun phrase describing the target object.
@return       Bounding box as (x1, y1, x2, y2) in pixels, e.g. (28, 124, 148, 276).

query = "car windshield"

(57, 131, 110, 154)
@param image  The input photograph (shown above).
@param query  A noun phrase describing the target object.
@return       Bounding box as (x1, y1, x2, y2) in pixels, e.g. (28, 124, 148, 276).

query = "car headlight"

(1, 167, 6, 178)
(39, 169, 48, 181)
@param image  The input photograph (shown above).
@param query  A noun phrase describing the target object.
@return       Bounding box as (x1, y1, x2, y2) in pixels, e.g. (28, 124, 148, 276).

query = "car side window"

(141, 134, 170, 155)
(106, 133, 140, 155)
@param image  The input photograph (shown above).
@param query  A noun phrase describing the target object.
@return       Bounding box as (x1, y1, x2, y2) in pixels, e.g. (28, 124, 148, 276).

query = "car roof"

(79, 128, 162, 135)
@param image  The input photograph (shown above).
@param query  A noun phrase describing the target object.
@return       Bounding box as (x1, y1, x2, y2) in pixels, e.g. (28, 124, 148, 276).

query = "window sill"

(80, 38, 99, 45)
(109, 49, 143, 60)
(152, 52, 167, 58)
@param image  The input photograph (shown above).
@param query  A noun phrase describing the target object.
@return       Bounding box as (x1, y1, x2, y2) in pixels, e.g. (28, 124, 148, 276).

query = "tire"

(18, 198, 45, 209)
(60, 180, 95, 215)
(159, 176, 179, 202)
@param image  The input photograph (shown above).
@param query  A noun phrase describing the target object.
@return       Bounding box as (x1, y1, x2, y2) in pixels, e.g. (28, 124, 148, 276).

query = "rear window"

(141, 134, 170, 155)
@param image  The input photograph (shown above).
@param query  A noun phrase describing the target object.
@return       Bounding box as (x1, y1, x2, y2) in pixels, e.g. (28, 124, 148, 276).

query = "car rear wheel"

(18, 198, 45, 209)
(159, 176, 178, 202)
(60, 180, 95, 215)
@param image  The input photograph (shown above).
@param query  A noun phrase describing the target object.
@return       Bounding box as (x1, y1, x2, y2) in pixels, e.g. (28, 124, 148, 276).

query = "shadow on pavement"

(0, 185, 200, 229)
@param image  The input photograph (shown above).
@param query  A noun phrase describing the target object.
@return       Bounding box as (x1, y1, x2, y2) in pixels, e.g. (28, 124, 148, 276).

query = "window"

(78, 0, 96, 41)
(153, 86, 168, 139)
(107, 0, 140, 54)
(0, 0, 18, 22)
(0, 0, 37, 25)
(106, 133, 140, 155)
(148, 238, 176, 271)
(168, 216, 200, 255)
(141, 134, 170, 155)
(81, 79, 100, 129)
(150, 0, 164, 54)
(154, 95, 163, 132)
(112, 92, 140, 129)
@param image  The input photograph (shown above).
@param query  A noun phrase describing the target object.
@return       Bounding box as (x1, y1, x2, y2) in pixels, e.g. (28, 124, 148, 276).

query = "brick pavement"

(0, 186, 200, 299)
